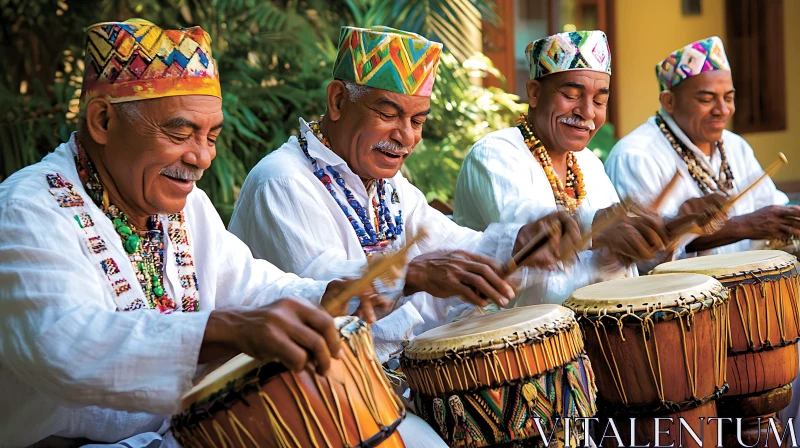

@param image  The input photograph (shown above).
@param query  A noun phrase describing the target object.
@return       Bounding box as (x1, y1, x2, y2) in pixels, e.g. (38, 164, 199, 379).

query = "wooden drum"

(652, 250, 800, 446)
(564, 274, 729, 447)
(401, 304, 597, 447)
(172, 316, 405, 448)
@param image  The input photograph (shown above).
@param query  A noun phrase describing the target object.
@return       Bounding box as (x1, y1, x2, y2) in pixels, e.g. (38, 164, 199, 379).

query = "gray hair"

(343, 80, 374, 103)
(77, 100, 145, 131)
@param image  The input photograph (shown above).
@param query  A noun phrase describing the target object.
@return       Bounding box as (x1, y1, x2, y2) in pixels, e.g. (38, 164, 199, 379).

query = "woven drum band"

(413, 354, 597, 448)
(564, 273, 728, 321)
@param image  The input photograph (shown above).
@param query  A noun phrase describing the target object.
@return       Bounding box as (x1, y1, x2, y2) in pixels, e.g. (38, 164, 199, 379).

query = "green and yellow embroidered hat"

(332, 26, 442, 97)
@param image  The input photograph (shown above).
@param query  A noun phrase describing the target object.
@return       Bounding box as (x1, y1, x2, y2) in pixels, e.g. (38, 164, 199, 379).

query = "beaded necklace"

(299, 121, 403, 252)
(75, 145, 179, 312)
(516, 114, 586, 214)
(655, 113, 733, 195)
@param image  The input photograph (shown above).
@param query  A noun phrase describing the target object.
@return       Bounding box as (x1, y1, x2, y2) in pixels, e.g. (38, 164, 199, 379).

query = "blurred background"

(1, 0, 797, 222)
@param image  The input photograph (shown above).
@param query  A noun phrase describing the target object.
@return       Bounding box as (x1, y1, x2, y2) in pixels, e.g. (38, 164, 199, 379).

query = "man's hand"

(512, 212, 582, 269)
(739, 205, 800, 240)
(666, 193, 728, 236)
(592, 206, 669, 263)
(202, 298, 341, 375)
(320, 279, 390, 324)
(404, 250, 515, 307)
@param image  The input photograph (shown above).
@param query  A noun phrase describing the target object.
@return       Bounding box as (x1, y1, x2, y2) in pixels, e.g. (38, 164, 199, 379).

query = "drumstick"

(558, 203, 629, 263)
(720, 152, 787, 214)
(649, 170, 684, 214)
(506, 221, 563, 274)
(666, 153, 788, 250)
(322, 228, 429, 317)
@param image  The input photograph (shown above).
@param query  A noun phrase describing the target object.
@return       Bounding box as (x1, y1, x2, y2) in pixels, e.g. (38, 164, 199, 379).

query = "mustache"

(372, 140, 413, 155)
(160, 163, 204, 181)
(559, 115, 596, 130)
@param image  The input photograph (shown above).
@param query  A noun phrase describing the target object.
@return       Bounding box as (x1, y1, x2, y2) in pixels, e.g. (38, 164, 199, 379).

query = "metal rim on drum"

(565, 274, 729, 416)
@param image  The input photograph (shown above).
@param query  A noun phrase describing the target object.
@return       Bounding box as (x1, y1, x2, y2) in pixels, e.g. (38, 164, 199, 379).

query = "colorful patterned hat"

(656, 36, 730, 92)
(526, 30, 611, 80)
(80, 18, 221, 107)
(332, 26, 442, 97)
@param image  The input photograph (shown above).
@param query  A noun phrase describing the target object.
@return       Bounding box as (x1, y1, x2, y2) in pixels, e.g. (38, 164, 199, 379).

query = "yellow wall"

(614, 0, 800, 182)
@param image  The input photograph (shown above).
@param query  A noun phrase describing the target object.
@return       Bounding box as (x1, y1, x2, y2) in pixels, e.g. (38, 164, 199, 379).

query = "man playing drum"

(0, 19, 387, 447)
(454, 30, 712, 305)
(229, 25, 581, 365)
(606, 37, 797, 258)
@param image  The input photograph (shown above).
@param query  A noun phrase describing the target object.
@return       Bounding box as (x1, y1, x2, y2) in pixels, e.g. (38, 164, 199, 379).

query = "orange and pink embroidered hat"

(80, 18, 221, 107)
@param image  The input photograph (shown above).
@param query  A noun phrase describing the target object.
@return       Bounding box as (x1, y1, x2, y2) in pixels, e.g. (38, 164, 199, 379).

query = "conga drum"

(401, 304, 597, 447)
(652, 250, 800, 447)
(564, 274, 729, 447)
(172, 316, 406, 447)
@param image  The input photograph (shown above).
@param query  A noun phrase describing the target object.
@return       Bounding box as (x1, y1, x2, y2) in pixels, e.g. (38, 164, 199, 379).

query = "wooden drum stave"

(401, 304, 597, 448)
(564, 274, 729, 447)
(172, 316, 406, 448)
(652, 250, 800, 447)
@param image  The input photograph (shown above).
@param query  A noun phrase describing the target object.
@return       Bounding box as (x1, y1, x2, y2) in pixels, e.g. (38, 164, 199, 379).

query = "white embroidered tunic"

(453, 126, 635, 306)
(229, 118, 523, 363)
(605, 109, 788, 258)
(0, 136, 328, 446)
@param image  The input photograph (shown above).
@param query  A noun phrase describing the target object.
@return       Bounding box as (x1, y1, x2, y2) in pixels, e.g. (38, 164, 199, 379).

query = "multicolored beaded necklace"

(517, 114, 586, 214)
(655, 113, 734, 195)
(299, 121, 403, 253)
(75, 144, 179, 312)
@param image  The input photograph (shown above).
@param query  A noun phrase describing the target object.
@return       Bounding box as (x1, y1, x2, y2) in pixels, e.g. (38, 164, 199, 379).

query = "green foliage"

(0, 0, 527, 221)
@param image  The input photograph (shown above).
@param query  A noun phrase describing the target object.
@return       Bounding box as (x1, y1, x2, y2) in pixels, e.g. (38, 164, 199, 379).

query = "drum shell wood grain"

(401, 322, 584, 397)
(579, 303, 727, 406)
(172, 320, 405, 448)
(722, 274, 800, 396)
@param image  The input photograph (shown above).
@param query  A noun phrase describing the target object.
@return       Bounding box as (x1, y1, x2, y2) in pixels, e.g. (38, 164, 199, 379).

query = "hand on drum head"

(320, 278, 391, 324)
(513, 211, 582, 269)
(740, 205, 800, 240)
(202, 298, 342, 375)
(404, 250, 517, 308)
(592, 206, 669, 263)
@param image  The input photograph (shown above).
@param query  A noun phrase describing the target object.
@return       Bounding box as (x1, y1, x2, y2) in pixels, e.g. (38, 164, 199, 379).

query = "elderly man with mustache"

(229, 26, 580, 421)
(0, 19, 390, 447)
(606, 37, 794, 257)
(454, 30, 684, 306)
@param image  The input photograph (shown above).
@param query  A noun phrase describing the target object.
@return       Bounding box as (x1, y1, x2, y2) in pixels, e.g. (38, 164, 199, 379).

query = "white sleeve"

(192, 190, 328, 308)
(399, 175, 522, 265)
(605, 150, 669, 207)
(0, 202, 208, 414)
(229, 177, 367, 281)
(459, 140, 559, 225)
(738, 139, 789, 206)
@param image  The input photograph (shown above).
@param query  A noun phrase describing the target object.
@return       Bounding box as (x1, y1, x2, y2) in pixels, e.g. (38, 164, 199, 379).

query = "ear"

(326, 80, 347, 121)
(85, 98, 114, 146)
(526, 79, 542, 108)
(659, 90, 676, 114)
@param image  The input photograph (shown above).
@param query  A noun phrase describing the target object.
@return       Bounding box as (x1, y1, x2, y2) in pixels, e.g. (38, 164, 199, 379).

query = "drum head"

(652, 250, 797, 277)
(404, 304, 574, 360)
(180, 315, 361, 410)
(565, 273, 723, 314)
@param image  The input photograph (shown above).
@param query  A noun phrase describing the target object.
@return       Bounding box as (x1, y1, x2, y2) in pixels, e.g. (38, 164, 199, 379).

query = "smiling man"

(229, 26, 581, 423)
(606, 36, 795, 257)
(454, 30, 677, 305)
(0, 19, 377, 447)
